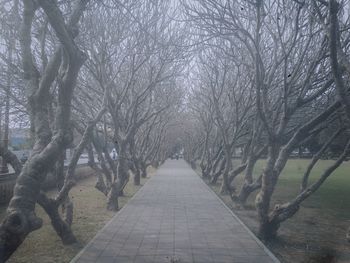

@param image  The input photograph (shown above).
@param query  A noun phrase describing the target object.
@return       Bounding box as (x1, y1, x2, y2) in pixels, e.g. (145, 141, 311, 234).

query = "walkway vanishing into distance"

(72, 160, 279, 263)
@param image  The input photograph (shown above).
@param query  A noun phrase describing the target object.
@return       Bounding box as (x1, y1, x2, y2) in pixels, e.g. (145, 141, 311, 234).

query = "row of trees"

(183, 0, 350, 242)
(1, 0, 350, 261)
(0, 0, 188, 261)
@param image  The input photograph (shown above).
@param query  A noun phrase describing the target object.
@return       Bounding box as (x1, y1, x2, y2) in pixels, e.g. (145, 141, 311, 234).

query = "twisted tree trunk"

(210, 158, 226, 185)
(106, 141, 129, 211)
(0, 1, 88, 260)
(235, 152, 263, 205)
(133, 159, 141, 186)
(255, 144, 280, 240)
(140, 161, 147, 178)
(219, 146, 233, 194)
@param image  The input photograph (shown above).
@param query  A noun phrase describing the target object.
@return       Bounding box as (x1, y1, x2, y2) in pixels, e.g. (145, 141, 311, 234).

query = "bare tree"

(196, 47, 253, 194)
(327, 0, 350, 242)
(183, 0, 350, 241)
(0, 0, 90, 260)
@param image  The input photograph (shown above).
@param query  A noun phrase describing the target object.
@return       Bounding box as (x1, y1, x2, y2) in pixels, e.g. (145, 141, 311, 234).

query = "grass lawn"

(205, 159, 350, 263)
(0, 166, 154, 263)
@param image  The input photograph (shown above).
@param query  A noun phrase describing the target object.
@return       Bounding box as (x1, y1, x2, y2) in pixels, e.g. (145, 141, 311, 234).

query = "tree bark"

(106, 141, 129, 211)
(133, 160, 141, 186)
(0, 1, 89, 260)
(236, 153, 262, 205)
(140, 162, 147, 178)
(37, 193, 76, 245)
(106, 182, 120, 211)
(236, 175, 262, 205)
(255, 144, 280, 240)
(0, 84, 10, 174)
(87, 145, 108, 195)
(210, 155, 225, 185)
(228, 163, 247, 187)
(219, 146, 233, 194)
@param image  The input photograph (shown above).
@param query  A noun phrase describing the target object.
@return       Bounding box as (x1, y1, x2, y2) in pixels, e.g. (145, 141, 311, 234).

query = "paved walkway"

(72, 160, 279, 263)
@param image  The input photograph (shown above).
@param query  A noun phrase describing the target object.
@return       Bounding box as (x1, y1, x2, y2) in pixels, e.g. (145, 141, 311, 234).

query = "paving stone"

(107, 256, 133, 263)
(71, 160, 279, 263)
(100, 247, 118, 258)
(98, 256, 116, 263)
(133, 255, 155, 263)
(193, 252, 214, 263)
(76, 259, 94, 263)
(155, 248, 173, 256)
(153, 255, 173, 263)
(212, 254, 238, 262)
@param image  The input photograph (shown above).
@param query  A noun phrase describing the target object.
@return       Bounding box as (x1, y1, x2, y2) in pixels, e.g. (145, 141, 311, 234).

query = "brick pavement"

(71, 160, 280, 263)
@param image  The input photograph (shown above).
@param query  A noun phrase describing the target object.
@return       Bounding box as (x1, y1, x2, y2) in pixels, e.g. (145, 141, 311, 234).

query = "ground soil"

(0, 166, 154, 263)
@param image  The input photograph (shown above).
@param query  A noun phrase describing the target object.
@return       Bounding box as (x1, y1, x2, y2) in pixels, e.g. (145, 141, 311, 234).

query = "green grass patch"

(203, 158, 350, 262)
(246, 159, 350, 219)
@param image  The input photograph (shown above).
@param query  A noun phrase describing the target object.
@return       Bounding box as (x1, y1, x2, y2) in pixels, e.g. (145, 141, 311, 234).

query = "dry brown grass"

(0, 166, 155, 263)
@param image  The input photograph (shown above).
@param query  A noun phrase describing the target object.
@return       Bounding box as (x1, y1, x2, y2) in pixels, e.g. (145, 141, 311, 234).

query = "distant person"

(111, 149, 118, 161)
